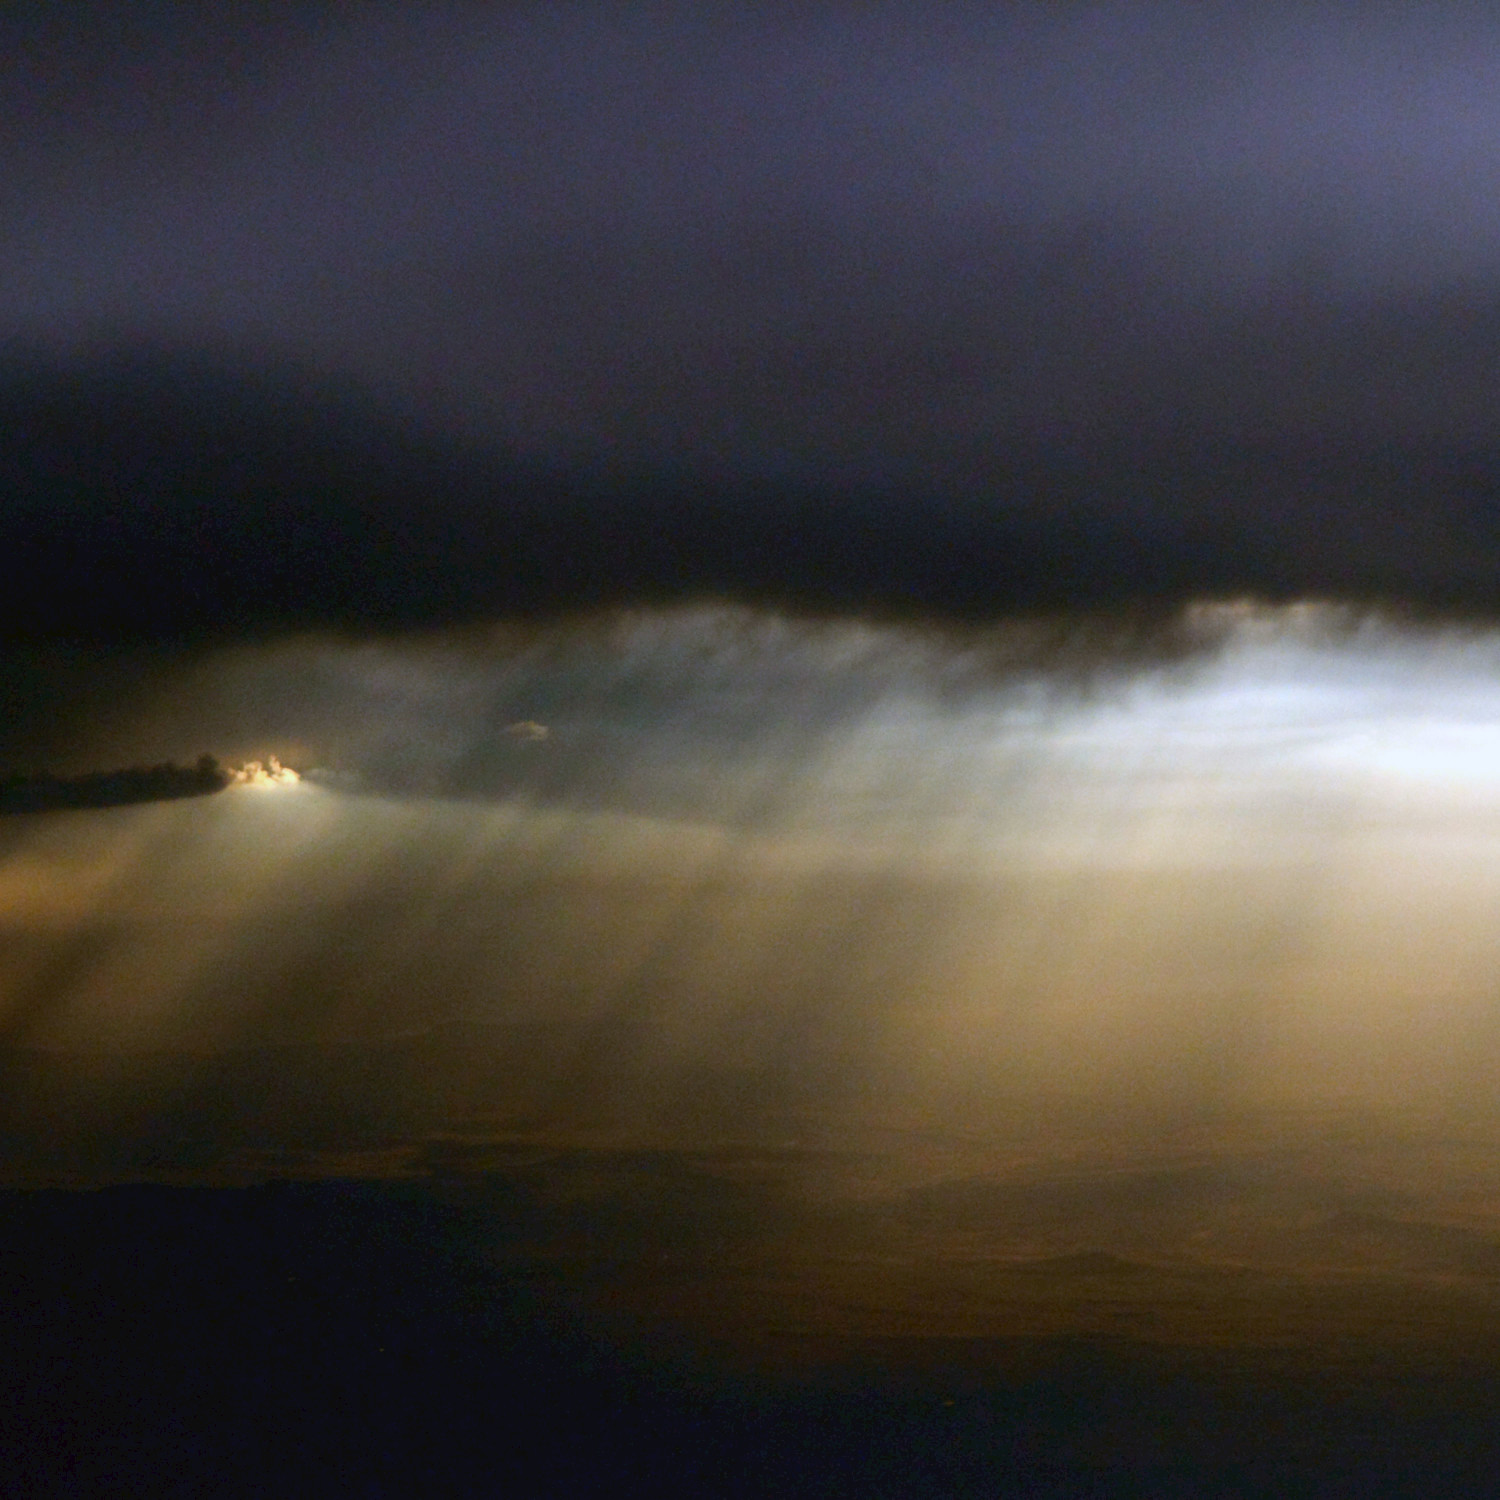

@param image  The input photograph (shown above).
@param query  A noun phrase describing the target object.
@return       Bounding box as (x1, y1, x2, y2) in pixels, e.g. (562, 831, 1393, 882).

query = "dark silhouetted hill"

(0, 754, 228, 813)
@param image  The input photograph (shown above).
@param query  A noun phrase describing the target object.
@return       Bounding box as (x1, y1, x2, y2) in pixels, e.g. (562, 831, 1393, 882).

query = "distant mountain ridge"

(0, 754, 228, 813)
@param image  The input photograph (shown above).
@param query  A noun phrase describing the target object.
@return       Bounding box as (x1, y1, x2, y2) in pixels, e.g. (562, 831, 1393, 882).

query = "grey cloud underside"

(5, 349, 1500, 649)
(8, 6, 1500, 522)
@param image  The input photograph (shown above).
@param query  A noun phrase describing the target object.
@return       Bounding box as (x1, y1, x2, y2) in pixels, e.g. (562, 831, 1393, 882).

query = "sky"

(7, 2, 1500, 637)
(9, 7, 1500, 1491)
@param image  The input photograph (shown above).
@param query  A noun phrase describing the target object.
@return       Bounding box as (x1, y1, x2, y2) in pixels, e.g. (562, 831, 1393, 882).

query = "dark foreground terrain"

(5, 1153, 1500, 1498)
(0, 759, 228, 815)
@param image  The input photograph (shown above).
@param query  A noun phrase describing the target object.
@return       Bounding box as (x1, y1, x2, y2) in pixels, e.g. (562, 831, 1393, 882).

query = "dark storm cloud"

(6, 4, 1500, 635)
(6, 348, 1500, 646)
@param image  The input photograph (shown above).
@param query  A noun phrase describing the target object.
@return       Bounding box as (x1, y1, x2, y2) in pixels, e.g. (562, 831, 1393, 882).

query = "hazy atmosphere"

(12, 605, 1500, 1130)
(8, 6, 1500, 1495)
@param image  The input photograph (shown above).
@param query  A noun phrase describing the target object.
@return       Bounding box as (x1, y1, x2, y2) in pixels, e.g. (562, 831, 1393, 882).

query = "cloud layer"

(8, 8, 1500, 645)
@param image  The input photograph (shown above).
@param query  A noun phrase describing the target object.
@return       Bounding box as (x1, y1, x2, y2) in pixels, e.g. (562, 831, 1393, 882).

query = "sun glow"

(226, 756, 301, 789)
